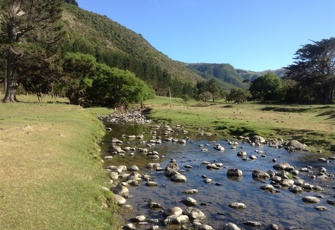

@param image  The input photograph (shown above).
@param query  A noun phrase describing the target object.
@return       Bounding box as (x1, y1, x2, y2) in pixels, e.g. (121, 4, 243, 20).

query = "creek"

(100, 122, 335, 230)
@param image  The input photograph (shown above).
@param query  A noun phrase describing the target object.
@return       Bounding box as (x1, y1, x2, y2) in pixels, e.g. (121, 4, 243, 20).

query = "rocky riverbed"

(99, 111, 335, 230)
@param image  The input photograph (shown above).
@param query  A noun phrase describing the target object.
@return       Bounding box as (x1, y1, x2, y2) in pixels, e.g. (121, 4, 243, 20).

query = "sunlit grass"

(146, 96, 335, 152)
(0, 95, 121, 230)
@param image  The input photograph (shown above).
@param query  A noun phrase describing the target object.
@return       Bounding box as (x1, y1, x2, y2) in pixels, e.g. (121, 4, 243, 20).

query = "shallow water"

(101, 123, 335, 230)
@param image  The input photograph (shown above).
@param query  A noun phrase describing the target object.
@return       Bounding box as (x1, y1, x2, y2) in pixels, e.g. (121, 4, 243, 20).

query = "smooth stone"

(302, 196, 320, 203)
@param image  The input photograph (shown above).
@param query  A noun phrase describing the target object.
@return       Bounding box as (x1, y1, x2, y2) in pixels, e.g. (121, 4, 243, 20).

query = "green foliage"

(249, 72, 282, 101)
(0, 0, 64, 102)
(285, 37, 335, 104)
(226, 88, 250, 103)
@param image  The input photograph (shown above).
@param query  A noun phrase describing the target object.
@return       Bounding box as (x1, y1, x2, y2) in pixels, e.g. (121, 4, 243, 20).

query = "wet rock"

(111, 184, 129, 198)
(326, 199, 335, 206)
(273, 162, 292, 170)
(229, 202, 246, 209)
(193, 222, 213, 230)
(227, 168, 243, 178)
(243, 221, 262, 227)
(128, 165, 139, 171)
(184, 207, 206, 220)
(252, 170, 270, 179)
(302, 196, 320, 203)
(222, 222, 241, 230)
(237, 151, 247, 157)
(204, 178, 212, 184)
(122, 223, 136, 230)
(315, 206, 327, 211)
(113, 194, 126, 205)
(214, 144, 225, 151)
(183, 197, 198, 206)
(289, 185, 303, 194)
(164, 207, 183, 217)
(182, 189, 199, 194)
(286, 140, 307, 151)
(250, 135, 266, 144)
(146, 181, 158, 187)
(163, 215, 189, 226)
(171, 172, 187, 182)
(147, 201, 162, 209)
(109, 171, 119, 180)
(269, 223, 280, 230)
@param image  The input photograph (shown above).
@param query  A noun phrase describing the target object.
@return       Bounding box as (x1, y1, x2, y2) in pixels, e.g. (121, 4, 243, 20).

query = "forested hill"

(62, 2, 284, 92)
(62, 3, 203, 95)
(186, 63, 285, 90)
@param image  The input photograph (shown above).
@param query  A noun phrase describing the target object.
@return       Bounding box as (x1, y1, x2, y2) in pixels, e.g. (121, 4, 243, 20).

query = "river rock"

(302, 196, 320, 203)
(113, 194, 126, 205)
(223, 222, 241, 230)
(273, 162, 292, 170)
(146, 181, 158, 187)
(182, 189, 199, 194)
(109, 171, 119, 180)
(183, 197, 198, 206)
(252, 170, 270, 179)
(128, 165, 139, 171)
(326, 199, 335, 206)
(147, 201, 162, 209)
(250, 135, 266, 144)
(184, 207, 206, 220)
(164, 214, 189, 226)
(164, 207, 183, 217)
(286, 140, 307, 150)
(315, 206, 327, 211)
(237, 151, 247, 157)
(171, 172, 187, 182)
(229, 202, 246, 209)
(227, 168, 243, 178)
(111, 184, 129, 198)
(289, 185, 303, 194)
(243, 221, 262, 227)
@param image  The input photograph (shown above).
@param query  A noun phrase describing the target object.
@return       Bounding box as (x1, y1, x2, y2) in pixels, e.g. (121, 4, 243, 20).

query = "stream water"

(101, 123, 335, 230)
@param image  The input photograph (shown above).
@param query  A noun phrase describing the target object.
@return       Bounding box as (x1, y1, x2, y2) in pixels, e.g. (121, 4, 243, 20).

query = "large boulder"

(286, 140, 307, 151)
(249, 135, 266, 144)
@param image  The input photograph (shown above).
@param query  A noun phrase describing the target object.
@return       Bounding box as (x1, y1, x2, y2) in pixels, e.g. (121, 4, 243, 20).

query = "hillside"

(186, 63, 285, 90)
(62, 3, 285, 92)
(62, 4, 203, 84)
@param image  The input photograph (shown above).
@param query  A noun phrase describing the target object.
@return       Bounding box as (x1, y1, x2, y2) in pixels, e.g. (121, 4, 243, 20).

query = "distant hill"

(186, 63, 285, 90)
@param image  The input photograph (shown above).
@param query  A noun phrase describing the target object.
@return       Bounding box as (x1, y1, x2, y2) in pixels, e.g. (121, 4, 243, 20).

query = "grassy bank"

(145, 96, 335, 153)
(0, 96, 121, 230)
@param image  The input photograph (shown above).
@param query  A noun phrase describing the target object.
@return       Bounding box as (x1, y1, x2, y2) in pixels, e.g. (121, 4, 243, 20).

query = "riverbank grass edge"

(0, 96, 121, 230)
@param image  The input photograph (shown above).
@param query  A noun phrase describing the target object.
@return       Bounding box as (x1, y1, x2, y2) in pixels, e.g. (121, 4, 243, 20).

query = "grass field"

(0, 95, 121, 230)
(1, 94, 335, 230)
(145, 96, 335, 153)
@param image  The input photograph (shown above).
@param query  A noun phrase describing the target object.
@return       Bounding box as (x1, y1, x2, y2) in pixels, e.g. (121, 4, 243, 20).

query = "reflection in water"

(101, 123, 335, 230)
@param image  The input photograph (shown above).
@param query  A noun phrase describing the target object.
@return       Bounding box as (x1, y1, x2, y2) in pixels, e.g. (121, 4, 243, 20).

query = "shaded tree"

(227, 88, 250, 103)
(0, 0, 64, 102)
(206, 78, 221, 102)
(249, 72, 282, 101)
(285, 37, 335, 104)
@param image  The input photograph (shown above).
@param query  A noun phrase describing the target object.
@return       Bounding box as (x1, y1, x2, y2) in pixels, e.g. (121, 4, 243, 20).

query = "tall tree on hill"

(285, 37, 335, 104)
(0, 0, 64, 102)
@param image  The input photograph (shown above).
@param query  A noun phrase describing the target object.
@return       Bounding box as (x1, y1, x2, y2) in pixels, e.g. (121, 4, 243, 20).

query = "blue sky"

(77, 0, 335, 71)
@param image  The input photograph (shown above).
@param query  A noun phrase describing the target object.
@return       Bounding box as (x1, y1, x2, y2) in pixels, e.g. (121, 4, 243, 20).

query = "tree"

(285, 37, 335, 104)
(249, 72, 282, 101)
(62, 52, 97, 105)
(0, 0, 64, 102)
(87, 64, 154, 108)
(206, 78, 221, 102)
(227, 88, 250, 103)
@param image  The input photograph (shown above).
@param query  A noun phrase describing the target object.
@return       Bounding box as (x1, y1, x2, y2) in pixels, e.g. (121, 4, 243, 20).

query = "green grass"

(146, 96, 335, 153)
(0, 95, 121, 230)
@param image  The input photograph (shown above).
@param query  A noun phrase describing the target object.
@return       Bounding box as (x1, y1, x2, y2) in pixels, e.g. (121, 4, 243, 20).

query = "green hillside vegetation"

(62, 4, 203, 96)
(186, 63, 286, 90)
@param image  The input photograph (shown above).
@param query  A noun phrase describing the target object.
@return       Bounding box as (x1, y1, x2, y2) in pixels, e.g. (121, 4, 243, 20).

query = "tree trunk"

(2, 54, 19, 103)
